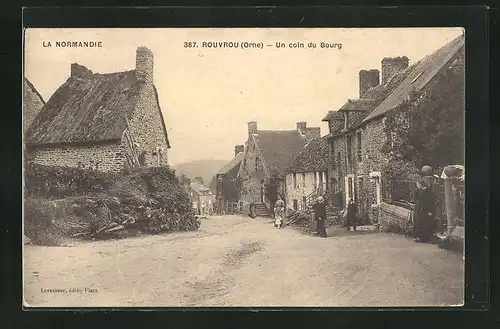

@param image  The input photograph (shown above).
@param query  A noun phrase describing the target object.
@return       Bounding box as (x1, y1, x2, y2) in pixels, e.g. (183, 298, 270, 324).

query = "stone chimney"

(381, 56, 409, 85)
(136, 46, 154, 83)
(303, 127, 321, 142)
(248, 121, 257, 135)
(71, 63, 92, 78)
(359, 69, 380, 98)
(234, 144, 244, 156)
(296, 121, 307, 133)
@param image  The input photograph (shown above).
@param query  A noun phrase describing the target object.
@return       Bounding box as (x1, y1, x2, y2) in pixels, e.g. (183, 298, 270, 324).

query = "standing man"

(346, 198, 357, 231)
(313, 196, 327, 237)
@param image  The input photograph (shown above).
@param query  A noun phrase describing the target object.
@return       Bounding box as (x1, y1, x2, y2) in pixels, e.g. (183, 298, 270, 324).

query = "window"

(302, 197, 307, 210)
(255, 157, 260, 171)
(357, 131, 362, 162)
(293, 173, 297, 188)
(313, 172, 317, 188)
(337, 152, 341, 171)
(302, 173, 306, 187)
(293, 199, 298, 210)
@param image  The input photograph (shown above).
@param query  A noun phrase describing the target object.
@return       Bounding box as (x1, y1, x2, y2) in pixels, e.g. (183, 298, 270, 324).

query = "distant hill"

(171, 159, 230, 192)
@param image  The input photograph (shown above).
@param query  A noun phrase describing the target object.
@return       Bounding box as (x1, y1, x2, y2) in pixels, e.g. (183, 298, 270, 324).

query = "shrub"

(24, 163, 121, 199)
(24, 166, 200, 244)
(24, 198, 64, 246)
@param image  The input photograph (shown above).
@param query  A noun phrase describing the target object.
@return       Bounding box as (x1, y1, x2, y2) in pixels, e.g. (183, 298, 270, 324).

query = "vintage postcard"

(23, 27, 465, 307)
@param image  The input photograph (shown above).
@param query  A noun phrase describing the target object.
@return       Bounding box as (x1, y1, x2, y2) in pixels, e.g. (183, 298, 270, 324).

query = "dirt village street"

(24, 215, 464, 307)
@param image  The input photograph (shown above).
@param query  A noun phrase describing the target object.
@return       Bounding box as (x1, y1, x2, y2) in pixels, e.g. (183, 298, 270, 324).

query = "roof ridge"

(24, 77, 46, 104)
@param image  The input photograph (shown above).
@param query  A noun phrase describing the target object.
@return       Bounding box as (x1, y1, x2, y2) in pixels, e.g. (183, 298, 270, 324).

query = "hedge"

(24, 163, 122, 198)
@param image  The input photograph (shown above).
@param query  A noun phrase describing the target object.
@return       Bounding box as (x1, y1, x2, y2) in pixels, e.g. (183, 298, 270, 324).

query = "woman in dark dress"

(313, 196, 327, 237)
(413, 179, 436, 242)
(346, 198, 357, 232)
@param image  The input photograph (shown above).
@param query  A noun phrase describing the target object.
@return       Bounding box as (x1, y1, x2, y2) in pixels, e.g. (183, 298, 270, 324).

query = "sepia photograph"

(23, 27, 465, 308)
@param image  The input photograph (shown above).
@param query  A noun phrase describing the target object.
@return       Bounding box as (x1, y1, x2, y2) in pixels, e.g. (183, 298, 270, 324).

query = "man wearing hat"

(313, 196, 327, 237)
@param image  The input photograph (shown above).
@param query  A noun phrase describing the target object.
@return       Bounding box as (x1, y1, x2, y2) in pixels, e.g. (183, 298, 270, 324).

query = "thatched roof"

(288, 136, 329, 173)
(25, 69, 170, 148)
(24, 78, 45, 105)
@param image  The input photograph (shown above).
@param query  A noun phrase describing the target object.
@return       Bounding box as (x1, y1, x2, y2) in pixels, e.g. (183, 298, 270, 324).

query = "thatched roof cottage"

(23, 78, 45, 132)
(25, 46, 171, 172)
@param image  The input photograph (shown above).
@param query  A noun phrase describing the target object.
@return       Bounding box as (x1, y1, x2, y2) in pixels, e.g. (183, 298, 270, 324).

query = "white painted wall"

(285, 171, 327, 211)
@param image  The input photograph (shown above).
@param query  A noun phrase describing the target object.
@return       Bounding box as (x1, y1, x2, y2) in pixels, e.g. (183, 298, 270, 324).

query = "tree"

(381, 49, 464, 179)
(179, 173, 191, 187)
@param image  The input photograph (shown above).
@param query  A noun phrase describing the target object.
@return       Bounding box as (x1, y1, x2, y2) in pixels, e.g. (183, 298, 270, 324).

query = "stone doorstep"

(354, 225, 378, 232)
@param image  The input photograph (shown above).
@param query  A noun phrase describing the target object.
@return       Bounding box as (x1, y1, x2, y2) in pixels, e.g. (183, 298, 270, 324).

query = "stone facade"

(327, 117, 387, 222)
(128, 81, 169, 168)
(285, 171, 327, 211)
(238, 135, 268, 205)
(28, 134, 133, 173)
(23, 79, 44, 133)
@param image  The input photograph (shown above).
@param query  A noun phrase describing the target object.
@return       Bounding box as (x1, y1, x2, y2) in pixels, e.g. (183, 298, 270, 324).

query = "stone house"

(23, 78, 45, 133)
(322, 35, 464, 224)
(215, 145, 244, 213)
(25, 46, 170, 172)
(237, 121, 320, 214)
(285, 136, 329, 211)
(190, 178, 216, 216)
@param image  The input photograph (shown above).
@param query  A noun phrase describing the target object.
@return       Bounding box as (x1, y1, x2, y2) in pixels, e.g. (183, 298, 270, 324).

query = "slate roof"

(363, 35, 465, 123)
(252, 130, 309, 177)
(217, 152, 244, 175)
(288, 136, 329, 173)
(25, 68, 170, 148)
(323, 35, 464, 133)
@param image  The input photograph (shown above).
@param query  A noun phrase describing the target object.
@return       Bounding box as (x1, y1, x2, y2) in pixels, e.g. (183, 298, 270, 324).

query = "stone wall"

(28, 137, 131, 173)
(326, 116, 387, 217)
(327, 135, 347, 199)
(238, 136, 267, 203)
(23, 80, 44, 132)
(128, 82, 169, 167)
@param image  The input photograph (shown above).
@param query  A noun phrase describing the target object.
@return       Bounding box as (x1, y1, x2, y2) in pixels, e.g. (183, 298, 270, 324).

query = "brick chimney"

(71, 63, 92, 78)
(234, 144, 244, 156)
(136, 46, 154, 83)
(381, 56, 409, 85)
(248, 121, 257, 135)
(359, 69, 380, 98)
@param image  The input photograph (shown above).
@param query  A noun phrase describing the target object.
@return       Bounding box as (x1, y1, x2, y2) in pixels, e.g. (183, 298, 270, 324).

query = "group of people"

(311, 196, 358, 238)
(257, 171, 437, 242)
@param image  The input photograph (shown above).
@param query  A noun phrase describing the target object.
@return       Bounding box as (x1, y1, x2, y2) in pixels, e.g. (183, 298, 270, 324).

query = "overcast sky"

(24, 28, 463, 165)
